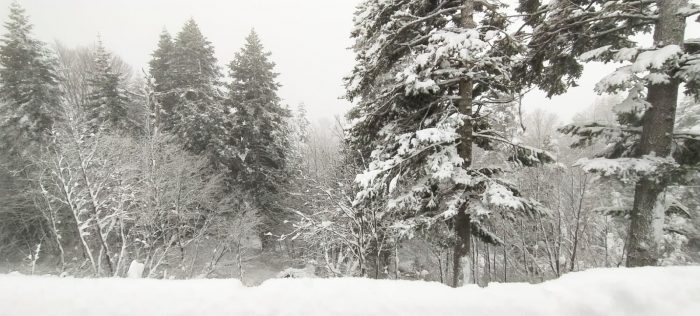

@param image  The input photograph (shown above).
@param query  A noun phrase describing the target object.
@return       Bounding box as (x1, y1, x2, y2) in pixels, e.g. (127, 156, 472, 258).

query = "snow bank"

(126, 260, 144, 279)
(1, 267, 698, 316)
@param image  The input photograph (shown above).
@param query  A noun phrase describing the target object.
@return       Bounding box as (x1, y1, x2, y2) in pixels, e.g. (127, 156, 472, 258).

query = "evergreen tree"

(346, 0, 551, 284)
(227, 30, 291, 239)
(294, 102, 310, 145)
(286, 103, 311, 173)
(519, 0, 700, 267)
(85, 39, 133, 132)
(0, 2, 62, 260)
(168, 19, 225, 154)
(148, 29, 177, 131)
(0, 1, 61, 150)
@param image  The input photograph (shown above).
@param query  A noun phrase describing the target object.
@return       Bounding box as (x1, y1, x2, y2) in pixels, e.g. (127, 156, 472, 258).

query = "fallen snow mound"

(1, 267, 699, 316)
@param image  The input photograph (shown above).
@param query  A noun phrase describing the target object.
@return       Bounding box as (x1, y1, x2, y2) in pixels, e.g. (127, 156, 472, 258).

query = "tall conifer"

(0, 1, 61, 150)
(85, 39, 133, 132)
(148, 29, 176, 131)
(168, 19, 224, 154)
(227, 30, 291, 240)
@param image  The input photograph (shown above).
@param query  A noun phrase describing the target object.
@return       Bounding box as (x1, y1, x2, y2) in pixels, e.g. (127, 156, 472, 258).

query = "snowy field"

(1, 267, 698, 316)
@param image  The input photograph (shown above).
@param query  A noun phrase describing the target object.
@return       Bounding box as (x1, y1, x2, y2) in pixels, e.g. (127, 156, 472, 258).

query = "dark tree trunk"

(626, 0, 687, 267)
(452, 0, 475, 288)
(452, 211, 471, 287)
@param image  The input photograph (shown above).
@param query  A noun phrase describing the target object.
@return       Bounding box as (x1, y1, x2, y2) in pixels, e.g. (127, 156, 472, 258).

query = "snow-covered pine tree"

(346, 0, 552, 286)
(0, 2, 63, 256)
(168, 19, 225, 154)
(85, 39, 134, 132)
(226, 30, 291, 242)
(0, 1, 61, 151)
(294, 103, 310, 145)
(519, 0, 700, 266)
(287, 103, 311, 174)
(148, 29, 177, 132)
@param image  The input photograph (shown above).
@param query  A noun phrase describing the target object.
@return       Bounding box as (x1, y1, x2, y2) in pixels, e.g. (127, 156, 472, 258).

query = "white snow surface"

(614, 47, 639, 62)
(1, 267, 699, 316)
(579, 45, 611, 61)
(631, 45, 681, 72)
(576, 155, 677, 179)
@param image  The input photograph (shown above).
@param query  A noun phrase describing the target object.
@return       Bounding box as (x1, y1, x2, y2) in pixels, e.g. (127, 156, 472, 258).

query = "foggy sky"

(1, 0, 698, 124)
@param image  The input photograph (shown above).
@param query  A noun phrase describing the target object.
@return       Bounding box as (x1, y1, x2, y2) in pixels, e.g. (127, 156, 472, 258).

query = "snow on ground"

(1, 267, 698, 316)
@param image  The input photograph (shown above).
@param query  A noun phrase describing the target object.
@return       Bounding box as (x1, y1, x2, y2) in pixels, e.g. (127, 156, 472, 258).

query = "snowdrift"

(1, 267, 698, 316)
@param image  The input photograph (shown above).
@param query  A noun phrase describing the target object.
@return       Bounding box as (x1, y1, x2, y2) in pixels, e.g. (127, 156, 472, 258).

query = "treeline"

(0, 2, 305, 278)
(1, 0, 699, 286)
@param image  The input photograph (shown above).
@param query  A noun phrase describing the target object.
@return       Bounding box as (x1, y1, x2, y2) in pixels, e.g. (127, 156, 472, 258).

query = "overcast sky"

(1, 0, 698, 124)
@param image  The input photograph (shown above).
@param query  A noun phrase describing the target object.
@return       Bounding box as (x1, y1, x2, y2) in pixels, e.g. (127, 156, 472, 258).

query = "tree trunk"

(452, 0, 476, 288)
(452, 211, 472, 287)
(237, 241, 245, 282)
(626, 0, 687, 267)
(472, 238, 478, 286)
(59, 174, 97, 275)
(394, 241, 399, 279)
(70, 127, 114, 276)
(40, 187, 66, 271)
(570, 176, 587, 272)
(114, 216, 128, 277)
(503, 226, 507, 282)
